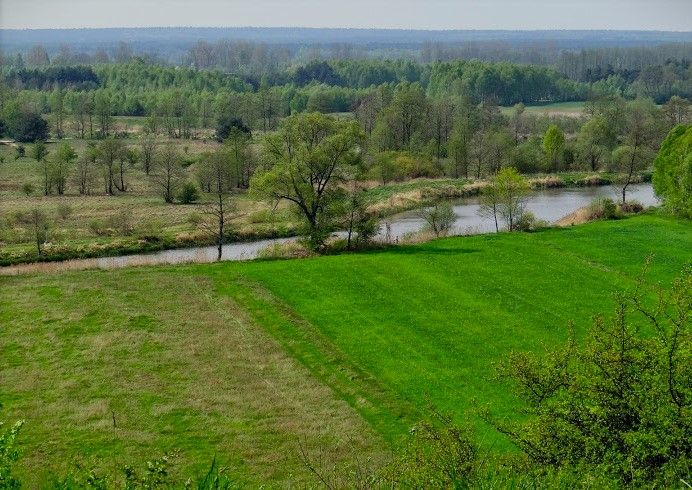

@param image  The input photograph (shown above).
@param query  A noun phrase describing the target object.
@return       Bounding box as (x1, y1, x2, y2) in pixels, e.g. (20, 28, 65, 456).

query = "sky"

(1, 0, 691, 31)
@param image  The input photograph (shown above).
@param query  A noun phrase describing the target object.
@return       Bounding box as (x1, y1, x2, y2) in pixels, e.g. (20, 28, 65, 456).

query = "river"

(0, 184, 658, 275)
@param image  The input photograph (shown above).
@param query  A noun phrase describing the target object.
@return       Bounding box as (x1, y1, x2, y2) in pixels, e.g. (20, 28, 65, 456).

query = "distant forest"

(0, 28, 690, 129)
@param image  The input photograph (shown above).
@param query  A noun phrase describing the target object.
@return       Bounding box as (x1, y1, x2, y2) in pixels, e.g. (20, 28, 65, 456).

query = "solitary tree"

(200, 148, 237, 260)
(479, 167, 530, 231)
(24, 208, 49, 256)
(543, 124, 565, 173)
(251, 113, 364, 250)
(140, 136, 158, 175)
(97, 138, 124, 195)
(152, 146, 185, 203)
(576, 115, 610, 171)
(611, 99, 660, 203)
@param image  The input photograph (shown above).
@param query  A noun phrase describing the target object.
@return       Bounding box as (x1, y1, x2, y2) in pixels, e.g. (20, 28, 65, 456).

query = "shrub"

(587, 197, 619, 220)
(618, 200, 644, 214)
(0, 417, 24, 489)
(418, 202, 456, 237)
(14, 145, 25, 160)
(514, 211, 547, 232)
(178, 182, 200, 204)
(187, 212, 203, 228)
(20, 183, 34, 196)
(88, 219, 108, 236)
(56, 204, 73, 221)
(488, 267, 692, 487)
(107, 211, 134, 236)
(256, 240, 311, 259)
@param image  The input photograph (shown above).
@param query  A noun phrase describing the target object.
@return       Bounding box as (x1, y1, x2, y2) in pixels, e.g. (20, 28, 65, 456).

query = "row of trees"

(359, 88, 685, 185)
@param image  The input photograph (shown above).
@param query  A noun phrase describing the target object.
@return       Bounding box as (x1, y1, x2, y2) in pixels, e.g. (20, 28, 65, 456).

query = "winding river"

(0, 184, 658, 275)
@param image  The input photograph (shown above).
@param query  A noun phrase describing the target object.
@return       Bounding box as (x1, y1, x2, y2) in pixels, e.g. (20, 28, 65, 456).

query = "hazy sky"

(1, 0, 691, 31)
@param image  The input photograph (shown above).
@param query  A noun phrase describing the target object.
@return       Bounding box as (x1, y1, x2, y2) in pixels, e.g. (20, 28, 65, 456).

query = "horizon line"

(2, 26, 691, 34)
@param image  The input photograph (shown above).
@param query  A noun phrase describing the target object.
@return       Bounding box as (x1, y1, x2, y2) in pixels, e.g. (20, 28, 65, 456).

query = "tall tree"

(152, 146, 185, 203)
(200, 148, 237, 260)
(611, 99, 661, 203)
(251, 113, 364, 250)
(478, 167, 531, 231)
(543, 124, 565, 173)
(31, 142, 51, 196)
(97, 138, 124, 195)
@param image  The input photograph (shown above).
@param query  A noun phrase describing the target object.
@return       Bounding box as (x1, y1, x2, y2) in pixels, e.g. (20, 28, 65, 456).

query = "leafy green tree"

(223, 127, 253, 188)
(251, 113, 364, 250)
(488, 266, 691, 487)
(479, 167, 531, 231)
(653, 124, 691, 218)
(543, 124, 565, 172)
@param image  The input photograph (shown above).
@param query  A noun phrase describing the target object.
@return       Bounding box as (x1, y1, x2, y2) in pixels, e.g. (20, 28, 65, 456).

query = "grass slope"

(1, 214, 690, 483)
(220, 215, 691, 444)
(0, 268, 384, 486)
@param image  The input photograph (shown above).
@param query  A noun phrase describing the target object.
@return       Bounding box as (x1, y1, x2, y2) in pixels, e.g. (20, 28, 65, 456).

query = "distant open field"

(2, 214, 690, 484)
(500, 101, 586, 117)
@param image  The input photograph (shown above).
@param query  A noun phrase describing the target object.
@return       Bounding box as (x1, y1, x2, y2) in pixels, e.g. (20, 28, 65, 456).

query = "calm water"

(381, 183, 658, 238)
(1, 184, 657, 275)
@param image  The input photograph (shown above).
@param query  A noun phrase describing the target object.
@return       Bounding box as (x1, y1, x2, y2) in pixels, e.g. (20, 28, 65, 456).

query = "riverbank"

(0, 171, 652, 267)
(1, 184, 659, 275)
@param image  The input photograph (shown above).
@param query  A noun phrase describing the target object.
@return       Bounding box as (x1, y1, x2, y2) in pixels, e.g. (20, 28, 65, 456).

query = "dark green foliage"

(215, 116, 250, 142)
(293, 60, 344, 87)
(4, 66, 100, 90)
(7, 111, 49, 142)
(489, 267, 692, 486)
(178, 181, 200, 204)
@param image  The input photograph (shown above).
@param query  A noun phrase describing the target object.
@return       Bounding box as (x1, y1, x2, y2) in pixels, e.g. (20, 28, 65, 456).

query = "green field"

(1, 214, 690, 484)
(500, 101, 586, 117)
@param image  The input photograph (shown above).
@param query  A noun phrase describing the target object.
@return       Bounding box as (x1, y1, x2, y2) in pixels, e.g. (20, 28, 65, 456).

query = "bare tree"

(151, 146, 184, 203)
(24, 208, 49, 256)
(140, 136, 158, 175)
(200, 148, 238, 260)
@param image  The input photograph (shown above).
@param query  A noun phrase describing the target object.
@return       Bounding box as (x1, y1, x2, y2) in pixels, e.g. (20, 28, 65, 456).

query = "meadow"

(1, 213, 690, 485)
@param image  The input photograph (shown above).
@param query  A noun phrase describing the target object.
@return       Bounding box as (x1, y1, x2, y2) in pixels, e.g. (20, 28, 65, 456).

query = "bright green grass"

(1, 215, 690, 483)
(211, 214, 691, 445)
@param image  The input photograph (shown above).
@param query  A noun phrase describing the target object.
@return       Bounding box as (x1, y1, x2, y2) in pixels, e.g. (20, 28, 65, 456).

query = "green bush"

(178, 182, 200, 204)
(587, 197, 619, 220)
(20, 183, 34, 196)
